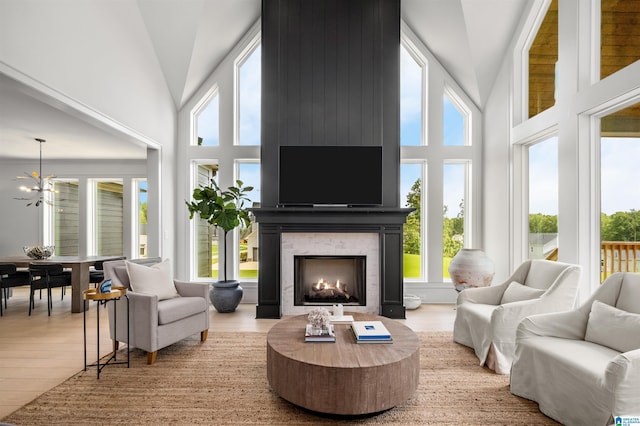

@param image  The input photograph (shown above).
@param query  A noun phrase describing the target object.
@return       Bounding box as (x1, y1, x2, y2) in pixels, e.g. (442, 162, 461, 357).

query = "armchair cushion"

(126, 259, 179, 301)
(157, 297, 208, 325)
(500, 281, 546, 304)
(585, 300, 640, 353)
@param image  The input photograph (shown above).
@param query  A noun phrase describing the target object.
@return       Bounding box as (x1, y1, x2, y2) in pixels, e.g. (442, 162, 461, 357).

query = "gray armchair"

(103, 258, 210, 364)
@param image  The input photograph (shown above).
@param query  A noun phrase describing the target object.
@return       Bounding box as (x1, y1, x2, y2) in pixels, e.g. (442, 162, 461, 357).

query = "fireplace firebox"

(294, 255, 366, 306)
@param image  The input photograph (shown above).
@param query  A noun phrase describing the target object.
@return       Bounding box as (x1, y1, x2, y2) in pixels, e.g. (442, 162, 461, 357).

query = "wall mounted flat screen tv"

(279, 145, 383, 206)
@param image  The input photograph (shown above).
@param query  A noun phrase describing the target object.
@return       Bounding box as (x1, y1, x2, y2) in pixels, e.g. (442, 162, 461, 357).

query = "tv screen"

(279, 145, 383, 206)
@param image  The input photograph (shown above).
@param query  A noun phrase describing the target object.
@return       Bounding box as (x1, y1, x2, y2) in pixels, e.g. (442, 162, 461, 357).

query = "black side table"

(83, 286, 129, 379)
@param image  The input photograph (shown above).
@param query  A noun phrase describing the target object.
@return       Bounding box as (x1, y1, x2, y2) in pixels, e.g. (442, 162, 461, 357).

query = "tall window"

(401, 163, 423, 279)
(528, 0, 558, 118)
(443, 163, 466, 279)
(195, 91, 219, 146)
(237, 162, 260, 279)
(528, 136, 559, 260)
(400, 44, 424, 146)
(135, 179, 148, 258)
(600, 0, 640, 80)
(600, 102, 640, 280)
(443, 92, 466, 146)
(194, 165, 219, 279)
(399, 30, 479, 285)
(186, 26, 262, 281)
(237, 42, 261, 146)
(52, 180, 79, 256)
(93, 180, 123, 256)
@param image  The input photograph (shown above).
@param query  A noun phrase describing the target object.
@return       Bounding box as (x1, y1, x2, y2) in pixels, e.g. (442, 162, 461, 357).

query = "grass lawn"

(403, 253, 452, 279)
(239, 270, 258, 279)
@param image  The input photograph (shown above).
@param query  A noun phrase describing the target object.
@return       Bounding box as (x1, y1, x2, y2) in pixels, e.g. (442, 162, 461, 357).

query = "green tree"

(140, 202, 147, 224)
(601, 210, 640, 241)
(403, 179, 421, 255)
(529, 213, 557, 233)
(443, 200, 464, 258)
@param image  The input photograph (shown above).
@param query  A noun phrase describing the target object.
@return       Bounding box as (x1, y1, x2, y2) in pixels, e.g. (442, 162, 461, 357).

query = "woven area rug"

(2, 331, 558, 425)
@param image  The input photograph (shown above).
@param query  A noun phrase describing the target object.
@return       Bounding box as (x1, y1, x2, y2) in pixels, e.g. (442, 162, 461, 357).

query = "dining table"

(0, 255, 122, 313)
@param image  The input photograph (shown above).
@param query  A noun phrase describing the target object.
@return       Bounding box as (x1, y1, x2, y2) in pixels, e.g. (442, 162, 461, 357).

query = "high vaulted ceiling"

(0, 0, 528, 160)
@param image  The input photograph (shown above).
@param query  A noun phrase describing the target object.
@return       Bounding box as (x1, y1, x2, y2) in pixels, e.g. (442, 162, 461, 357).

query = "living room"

(1, 0, 639, 424)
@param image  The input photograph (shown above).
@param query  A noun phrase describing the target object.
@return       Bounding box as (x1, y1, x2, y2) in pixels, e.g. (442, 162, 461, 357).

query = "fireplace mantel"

(251, 207, 413, 319)
(251, 207, 413, 227)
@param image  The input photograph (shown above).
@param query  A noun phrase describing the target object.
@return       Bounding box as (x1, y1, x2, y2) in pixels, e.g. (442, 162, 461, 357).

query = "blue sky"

(400, 46, 466, 218)
(600, 137, 640, 215)
(529, 136, 640, 216)
(238, 162, 261, 207)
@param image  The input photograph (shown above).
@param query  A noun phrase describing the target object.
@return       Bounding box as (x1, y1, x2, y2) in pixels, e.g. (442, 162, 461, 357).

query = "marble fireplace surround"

(281, 233, 379, 316)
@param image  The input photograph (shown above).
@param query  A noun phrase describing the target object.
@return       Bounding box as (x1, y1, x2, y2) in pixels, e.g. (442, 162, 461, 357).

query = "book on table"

(351, 321, 393, 343)
(329, 315, 354, 325)
(304, 324, 336, 343)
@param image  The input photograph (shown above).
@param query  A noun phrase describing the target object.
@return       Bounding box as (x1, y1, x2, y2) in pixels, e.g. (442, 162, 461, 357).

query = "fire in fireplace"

(294, 255, 366, 306)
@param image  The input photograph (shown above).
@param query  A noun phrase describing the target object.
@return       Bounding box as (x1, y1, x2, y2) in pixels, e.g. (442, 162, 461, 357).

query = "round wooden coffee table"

(266, 313, 420, 415)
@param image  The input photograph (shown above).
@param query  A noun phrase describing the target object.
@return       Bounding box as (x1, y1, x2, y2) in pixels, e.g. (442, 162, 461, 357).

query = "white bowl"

(404, 294, 422, 310)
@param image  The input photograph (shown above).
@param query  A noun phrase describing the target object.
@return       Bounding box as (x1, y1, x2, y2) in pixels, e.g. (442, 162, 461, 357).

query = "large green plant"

(186, 179, 253, 282)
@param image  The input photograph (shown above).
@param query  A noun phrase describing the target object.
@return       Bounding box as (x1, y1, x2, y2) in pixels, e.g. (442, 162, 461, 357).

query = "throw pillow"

(500, 281, 546, 304)
(125, 259, 179, 301)
(585, 300, 640, 353)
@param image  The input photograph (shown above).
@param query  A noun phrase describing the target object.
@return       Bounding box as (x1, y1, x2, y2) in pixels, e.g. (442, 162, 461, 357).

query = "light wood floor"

(0, 286, 455, 419)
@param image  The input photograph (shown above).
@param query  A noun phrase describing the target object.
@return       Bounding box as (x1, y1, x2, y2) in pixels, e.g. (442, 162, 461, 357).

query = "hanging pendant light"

(14, 138, 57, 207)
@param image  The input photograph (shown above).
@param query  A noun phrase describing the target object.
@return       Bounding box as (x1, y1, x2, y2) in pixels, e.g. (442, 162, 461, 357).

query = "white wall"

(0, 0, 174, 147)
(482, 57, 514, 283)
(0, 0, 178, 266)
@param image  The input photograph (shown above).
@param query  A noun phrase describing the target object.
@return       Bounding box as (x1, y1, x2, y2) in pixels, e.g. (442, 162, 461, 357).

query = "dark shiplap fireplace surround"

(253, 0, 411, 319)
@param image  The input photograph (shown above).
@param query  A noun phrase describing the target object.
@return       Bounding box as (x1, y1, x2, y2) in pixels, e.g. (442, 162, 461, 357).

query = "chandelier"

(15, 138, 57, 207)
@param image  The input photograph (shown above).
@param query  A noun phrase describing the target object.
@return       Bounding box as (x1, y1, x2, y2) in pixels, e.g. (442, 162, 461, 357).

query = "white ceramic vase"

(448, 248, 494, 292)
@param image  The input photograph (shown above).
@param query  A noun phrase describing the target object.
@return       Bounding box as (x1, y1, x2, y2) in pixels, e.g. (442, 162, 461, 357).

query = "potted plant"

(186, 178, 253, 312)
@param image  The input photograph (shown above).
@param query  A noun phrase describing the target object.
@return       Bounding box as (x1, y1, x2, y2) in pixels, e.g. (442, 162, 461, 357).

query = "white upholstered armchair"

(510, 272, 640, 426)
(103, 258, 210, 364)
(453, 259, 581, 374)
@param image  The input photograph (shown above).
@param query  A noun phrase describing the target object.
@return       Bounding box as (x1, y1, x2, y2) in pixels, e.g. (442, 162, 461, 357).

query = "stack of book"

(304, 323, 336, 343)
(350, 320, 393, 344)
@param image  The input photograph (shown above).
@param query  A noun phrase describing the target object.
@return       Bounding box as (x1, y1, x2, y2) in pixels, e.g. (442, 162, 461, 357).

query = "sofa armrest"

(456, 283, 507, 306)
(606, 348, 640, 416)
(516, 309, 588, 341)
(174, 280, 210, 299)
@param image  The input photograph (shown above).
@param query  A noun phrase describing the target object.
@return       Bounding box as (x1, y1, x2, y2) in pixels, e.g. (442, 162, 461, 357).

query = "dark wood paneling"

(261, 0, 400, 207)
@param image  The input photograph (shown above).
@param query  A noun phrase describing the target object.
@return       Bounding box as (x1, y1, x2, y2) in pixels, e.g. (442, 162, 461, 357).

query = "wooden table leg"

(71, 263, 90, 313)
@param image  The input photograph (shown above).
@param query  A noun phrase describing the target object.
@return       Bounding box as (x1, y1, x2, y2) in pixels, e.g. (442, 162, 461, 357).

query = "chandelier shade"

(14, 138, 57, 207)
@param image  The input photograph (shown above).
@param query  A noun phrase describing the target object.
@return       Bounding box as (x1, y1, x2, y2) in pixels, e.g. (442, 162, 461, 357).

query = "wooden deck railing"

(601, 241, 640, 281)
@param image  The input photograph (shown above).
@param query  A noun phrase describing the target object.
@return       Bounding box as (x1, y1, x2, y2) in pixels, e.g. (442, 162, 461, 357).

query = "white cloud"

(601, 138, 640, 214)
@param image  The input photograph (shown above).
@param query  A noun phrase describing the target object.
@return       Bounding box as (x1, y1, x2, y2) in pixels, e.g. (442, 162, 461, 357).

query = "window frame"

(400, 21, 482, 286)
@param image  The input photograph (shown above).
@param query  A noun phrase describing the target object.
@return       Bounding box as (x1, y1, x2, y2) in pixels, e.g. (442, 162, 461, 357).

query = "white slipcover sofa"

(510, 272, 640, 426)
(453, 259, 582, 374)
(103, 257, 210, 364)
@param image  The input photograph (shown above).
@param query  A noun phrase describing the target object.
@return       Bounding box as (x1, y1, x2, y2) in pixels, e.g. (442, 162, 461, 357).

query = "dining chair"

(0, 263, 30, 316)
(28, 262, 72, 316)
(90, 257, 126, 287)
